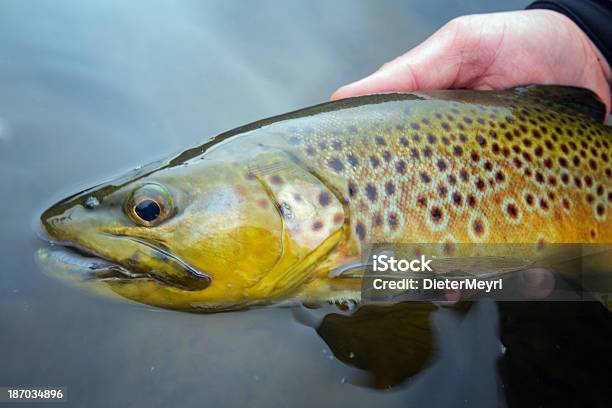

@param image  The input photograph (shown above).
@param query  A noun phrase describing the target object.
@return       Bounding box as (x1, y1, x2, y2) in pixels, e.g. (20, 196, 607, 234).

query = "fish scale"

(277, 87, 612, 248)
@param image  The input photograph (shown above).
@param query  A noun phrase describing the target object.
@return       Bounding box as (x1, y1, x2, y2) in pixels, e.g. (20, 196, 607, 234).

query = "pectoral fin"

(428, 256, 534, 279)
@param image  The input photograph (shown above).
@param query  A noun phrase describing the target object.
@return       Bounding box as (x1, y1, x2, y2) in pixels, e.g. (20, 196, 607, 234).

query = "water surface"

(2, 1, 610, 407)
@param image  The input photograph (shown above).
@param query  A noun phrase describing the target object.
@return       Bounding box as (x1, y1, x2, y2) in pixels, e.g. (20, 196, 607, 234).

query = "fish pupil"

(135, 199, 161, 222)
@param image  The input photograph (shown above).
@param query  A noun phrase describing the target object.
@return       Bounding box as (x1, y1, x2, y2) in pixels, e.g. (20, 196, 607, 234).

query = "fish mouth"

(35, 215, 212, 290)
(36, 242, 155, 284)
(36, 236, 213, 291)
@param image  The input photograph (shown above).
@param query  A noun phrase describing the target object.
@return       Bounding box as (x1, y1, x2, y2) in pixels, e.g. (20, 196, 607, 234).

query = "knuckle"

(446, 15, 469, 31)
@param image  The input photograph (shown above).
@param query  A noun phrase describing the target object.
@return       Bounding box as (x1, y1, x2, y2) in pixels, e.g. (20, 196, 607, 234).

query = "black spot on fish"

(467, 194, 477, 208)
(561, 173, 570, 184)
(385, 181, 395, 196)
(348, 181, 357, 198)
(328, 158, 344, 173)
(396, 160, 407, 175)
(318, 191, 331, 207)
(388, 213, 399, 230)
(438, 183, 448, 197)
(475, 178, 485, 191)
(452, 192, 462, 206)
(365, 184, 377, 202)
(366, 155, 379, 169)
(416, 195, 427, 208)
(430, 206, 443, 224)
(473, 219, 484, 235)
(506, 203, 518, 218)
(347, 154, 359, 167)
(355, 221, 366, 241)
(534, 146, 543, 157)
(535, 172, 544, 184)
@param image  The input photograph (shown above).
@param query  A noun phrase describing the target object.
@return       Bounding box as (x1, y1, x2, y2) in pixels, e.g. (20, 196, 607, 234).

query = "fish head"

(37, 148, 346, 311)
(37, 154, 291, 310)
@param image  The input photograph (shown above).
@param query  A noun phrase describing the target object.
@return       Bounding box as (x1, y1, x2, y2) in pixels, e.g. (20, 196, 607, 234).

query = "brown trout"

(37, 85, 612, 311)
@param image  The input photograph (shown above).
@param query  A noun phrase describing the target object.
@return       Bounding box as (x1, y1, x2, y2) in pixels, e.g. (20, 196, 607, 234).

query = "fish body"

(38, 86, 612, 311)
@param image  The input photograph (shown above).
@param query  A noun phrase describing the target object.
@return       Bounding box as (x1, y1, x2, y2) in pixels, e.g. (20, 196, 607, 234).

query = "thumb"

(331, 18, 480, 100)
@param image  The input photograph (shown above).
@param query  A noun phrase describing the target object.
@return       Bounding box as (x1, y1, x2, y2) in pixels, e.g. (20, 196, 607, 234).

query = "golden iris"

(125, 183, 174, 226)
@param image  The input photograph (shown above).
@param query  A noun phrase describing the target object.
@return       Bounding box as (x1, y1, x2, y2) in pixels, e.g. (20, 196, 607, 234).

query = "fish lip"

(101, 232, 212, 290)
(39, 240, 148, 282)
(37, 232, 212, 290)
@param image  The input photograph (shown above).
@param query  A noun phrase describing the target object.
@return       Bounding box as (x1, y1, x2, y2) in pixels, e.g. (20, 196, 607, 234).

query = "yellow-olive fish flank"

(38, 86, 612, 311)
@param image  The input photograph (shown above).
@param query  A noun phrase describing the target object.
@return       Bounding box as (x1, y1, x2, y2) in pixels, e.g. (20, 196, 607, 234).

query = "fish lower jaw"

(37, 243, 147, 282)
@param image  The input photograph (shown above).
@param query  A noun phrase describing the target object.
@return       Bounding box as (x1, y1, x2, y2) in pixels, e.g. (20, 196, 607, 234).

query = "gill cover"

(241, 151, 347, 300)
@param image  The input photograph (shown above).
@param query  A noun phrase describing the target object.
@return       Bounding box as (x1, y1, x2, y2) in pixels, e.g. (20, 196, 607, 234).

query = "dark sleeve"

(526, 0, 612, 66)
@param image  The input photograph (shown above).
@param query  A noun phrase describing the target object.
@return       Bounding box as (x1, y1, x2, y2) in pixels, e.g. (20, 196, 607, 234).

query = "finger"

(331, 19, 469, 100)
(431, 288, 461, 306)
(517, 268, 556, 299)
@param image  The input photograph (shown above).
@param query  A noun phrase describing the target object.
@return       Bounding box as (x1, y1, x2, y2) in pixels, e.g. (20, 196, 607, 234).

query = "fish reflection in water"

(295, 296, 611, 407)
(286, 262, 612, 406)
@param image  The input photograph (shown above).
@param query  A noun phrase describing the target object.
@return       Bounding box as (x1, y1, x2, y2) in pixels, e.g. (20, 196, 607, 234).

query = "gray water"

(2, 1, 611, 407)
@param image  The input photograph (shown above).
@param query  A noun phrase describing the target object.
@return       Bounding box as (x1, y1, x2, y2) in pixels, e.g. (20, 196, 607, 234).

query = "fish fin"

(428, 256, 533, 279)
(247, 228, 345, 299)
(513, 85, 606, 122)
(328, 262, 368, 278)
(330, 256, 532, 280)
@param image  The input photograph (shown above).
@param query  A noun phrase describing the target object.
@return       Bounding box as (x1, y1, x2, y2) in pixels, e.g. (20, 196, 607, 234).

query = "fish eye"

(135, 199, 160, 222)
(125, 183, 174, 227)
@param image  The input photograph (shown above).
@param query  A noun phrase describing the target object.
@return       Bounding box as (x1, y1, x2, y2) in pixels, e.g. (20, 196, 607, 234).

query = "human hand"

(332, 10, 612, 116)
(433, 268, 556, 306)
